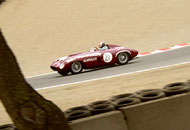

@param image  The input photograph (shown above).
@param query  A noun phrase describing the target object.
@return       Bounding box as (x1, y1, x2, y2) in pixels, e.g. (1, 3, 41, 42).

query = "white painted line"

(27, 71, 57, 78)
(36, 62, 190, 91)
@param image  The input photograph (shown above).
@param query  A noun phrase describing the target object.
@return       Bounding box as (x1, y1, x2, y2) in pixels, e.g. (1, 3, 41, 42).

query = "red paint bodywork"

(50, 44, 138, 74)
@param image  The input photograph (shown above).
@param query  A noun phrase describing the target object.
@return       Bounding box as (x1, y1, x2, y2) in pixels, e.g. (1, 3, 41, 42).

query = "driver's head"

(99, 41, 105, 48)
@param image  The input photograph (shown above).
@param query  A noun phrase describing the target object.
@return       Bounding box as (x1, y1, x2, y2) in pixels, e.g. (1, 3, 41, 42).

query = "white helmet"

(99, 41, 105, 48)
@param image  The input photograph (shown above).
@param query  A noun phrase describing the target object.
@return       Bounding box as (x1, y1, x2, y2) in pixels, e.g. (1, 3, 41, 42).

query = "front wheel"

(117, 52, 130, 65)
(71, 61, 83, 74)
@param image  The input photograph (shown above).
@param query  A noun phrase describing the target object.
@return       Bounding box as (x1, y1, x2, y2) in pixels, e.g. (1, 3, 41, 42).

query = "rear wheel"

(117, 52, 130, 65)
(71, 61, 83, 74)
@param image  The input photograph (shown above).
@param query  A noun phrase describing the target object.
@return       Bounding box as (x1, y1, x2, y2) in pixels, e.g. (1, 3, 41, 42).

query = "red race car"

(50, 44, 138, 76)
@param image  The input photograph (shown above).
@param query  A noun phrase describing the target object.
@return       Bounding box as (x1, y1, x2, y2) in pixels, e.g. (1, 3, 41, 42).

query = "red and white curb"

(137, 43, 190, 57)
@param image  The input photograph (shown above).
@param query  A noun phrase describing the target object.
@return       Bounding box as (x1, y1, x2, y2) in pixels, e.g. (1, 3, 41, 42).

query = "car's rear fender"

(115, 50, 131, 59)
(129, 49, 138, 58)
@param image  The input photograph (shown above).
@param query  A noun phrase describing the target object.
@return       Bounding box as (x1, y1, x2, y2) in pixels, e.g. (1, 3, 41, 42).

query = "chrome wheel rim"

(119, 53, 128, 64)
(71, 62, 82, 73)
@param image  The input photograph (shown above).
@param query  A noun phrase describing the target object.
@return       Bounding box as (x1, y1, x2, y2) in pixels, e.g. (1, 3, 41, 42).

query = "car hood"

(55, 56, 68, 62)
(53, 51, 101, 63)
(68, 52, 86, 57)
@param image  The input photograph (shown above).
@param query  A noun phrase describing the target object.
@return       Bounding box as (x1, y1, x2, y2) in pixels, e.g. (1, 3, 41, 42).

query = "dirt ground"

(1, 63, 189, 125)
(0, 0, 190, 76)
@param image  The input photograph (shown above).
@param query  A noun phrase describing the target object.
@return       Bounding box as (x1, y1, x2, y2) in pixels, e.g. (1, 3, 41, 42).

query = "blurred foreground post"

(0, 30, 71, 130)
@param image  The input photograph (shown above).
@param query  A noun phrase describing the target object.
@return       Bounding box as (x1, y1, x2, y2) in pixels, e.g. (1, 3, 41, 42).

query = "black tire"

(135, 89, 162, 95)
(109, 93, 137, 102)
(88, 100, 111, 106)
(58, 71, 69, 76)
(66, 110, 91, 121)
(88, 100, 115, 115)
(70, 61, 83, 74)
(65, 106, 89, 114)
(117, 52, 130, 65)
(65, 106, 91, 121)
(163, 82, 190, 96)
(138, 90, 166, 102)
(112, 97, 141, 109)
(88, 104, 115, 115)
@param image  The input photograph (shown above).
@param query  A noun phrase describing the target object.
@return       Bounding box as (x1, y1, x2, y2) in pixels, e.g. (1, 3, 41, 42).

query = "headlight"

(59, 63, 65, 69)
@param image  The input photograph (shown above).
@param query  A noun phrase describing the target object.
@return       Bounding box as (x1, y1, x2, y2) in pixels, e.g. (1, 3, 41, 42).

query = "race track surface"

(26, 46, 190, 90)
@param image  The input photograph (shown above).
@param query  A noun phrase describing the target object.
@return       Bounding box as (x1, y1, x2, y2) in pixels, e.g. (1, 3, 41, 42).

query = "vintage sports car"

(50, 44, 138, 76)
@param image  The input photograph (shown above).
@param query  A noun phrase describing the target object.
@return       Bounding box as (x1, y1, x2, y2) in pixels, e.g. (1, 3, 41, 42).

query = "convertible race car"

(50, 44, 138, 76)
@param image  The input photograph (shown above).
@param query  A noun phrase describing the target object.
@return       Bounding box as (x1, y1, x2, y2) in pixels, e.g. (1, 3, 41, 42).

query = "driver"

(98, 41, 108, 51)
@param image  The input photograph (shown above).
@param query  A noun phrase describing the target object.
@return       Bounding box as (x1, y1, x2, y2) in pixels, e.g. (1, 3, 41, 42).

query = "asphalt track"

(26, 46, 190, 90)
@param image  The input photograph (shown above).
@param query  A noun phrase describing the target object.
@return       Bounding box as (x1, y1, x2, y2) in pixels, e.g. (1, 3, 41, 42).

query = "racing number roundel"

(103, 52, 113, 63)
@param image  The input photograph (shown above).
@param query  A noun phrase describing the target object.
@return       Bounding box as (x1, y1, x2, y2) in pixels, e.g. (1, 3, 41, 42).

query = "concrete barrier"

(70, 111, 128, 130)
(120, 93, 190, 130)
